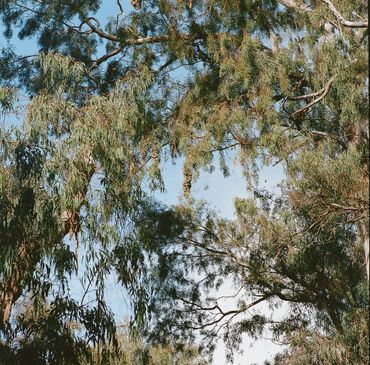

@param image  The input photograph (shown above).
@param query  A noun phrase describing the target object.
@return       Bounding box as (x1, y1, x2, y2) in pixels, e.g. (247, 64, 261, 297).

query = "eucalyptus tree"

(0, 0, 368, 364)
(139, 193, 368, 363)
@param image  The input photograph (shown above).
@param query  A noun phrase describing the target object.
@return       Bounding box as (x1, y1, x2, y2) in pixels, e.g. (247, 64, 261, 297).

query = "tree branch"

(278, 0, 368, 28)
(185, 294, 273, 330)
(93, 47, 122, 68)
(321, 0, 368, 28)
(290, 76, 335, 118)
(177, 235, 249, 269)
(11, 1, 84, 35)
(277, 0, 312, 12)
(92, 33, 198, 67)
(81, 18, 119, 42)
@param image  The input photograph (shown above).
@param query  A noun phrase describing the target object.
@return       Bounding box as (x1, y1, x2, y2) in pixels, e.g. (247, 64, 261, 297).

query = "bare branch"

(291, 76, 335, 118)
(176, 297, 226, 315)
(328, 203, 368, 212)
(177, 235, 249, 269)
(82, 17, 198, 46)
(278, 0, 368, 28)
(92, 33, 198, 67)
(185, 294, 273, 330)
(93, 47, 122, 68)
(81, 18, 119, 42)
(290, 88, 326, 101)
(321, 0, 368, 28)
(124, 33, 194, 45)
(210, 142, 240, 153)
(116, 0, 125, 17)
(211, 286, 245, 301)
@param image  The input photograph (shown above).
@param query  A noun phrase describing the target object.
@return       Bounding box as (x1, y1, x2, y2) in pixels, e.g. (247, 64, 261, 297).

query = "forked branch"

(277, 0, 368, 28)
(290, 76, 335, 118)
(321, 0, 368, 28)
(178, 294, 273, 331)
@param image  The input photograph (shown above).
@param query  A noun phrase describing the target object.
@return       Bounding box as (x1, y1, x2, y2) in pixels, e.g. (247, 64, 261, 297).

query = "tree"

(0, 0, 368, 364)
(137, 195, 368, 363)
(83, 323, 208, 365)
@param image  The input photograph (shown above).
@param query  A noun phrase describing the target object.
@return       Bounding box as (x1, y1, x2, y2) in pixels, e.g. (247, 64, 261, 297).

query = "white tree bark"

(358, 220, 369, 281)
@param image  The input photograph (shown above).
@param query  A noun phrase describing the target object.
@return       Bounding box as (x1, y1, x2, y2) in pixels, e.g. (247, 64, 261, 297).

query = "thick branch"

(321, 0, 368, 28)
(358, 220, 369, 280)
(278, 0, 368, 28)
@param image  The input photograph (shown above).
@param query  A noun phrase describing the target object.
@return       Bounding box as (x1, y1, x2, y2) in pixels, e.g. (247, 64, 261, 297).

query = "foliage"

(131, 195, 368, 363)
(0, 0, 368, 364)
(83, 324, 208, 365)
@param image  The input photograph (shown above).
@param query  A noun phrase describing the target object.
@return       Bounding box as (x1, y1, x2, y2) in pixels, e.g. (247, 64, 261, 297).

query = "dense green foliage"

(0, 0, 368, 364)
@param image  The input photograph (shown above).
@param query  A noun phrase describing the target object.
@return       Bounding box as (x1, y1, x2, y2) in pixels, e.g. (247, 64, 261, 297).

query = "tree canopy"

(0, 0, 368, 364)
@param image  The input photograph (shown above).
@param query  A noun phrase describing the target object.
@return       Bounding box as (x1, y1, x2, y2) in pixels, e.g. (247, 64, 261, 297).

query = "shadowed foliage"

(0, 0, 368, 363)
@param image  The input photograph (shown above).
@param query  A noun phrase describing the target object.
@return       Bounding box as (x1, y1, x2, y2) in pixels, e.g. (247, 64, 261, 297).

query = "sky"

(158, 157, 287, 365)
(1, 1, 287, 363)
(74, 155, 286, 364)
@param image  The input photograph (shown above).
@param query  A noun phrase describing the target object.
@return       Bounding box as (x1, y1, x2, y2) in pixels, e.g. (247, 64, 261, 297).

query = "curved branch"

(277, 0, 368, 28)
(92, 34, 198, 67)
(81, 18, 119, 42)
(321, 0, 368, 28)
(291, 76, 335, 118)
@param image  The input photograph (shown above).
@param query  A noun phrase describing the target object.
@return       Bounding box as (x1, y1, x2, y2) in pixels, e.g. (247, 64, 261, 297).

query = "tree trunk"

(2, 290, 15, 324)
(0, 276, 21, 325)
(358, 220, 369, 281)
(0, 164, 96, 325)
(0, 245, 24, 324)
